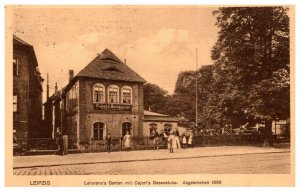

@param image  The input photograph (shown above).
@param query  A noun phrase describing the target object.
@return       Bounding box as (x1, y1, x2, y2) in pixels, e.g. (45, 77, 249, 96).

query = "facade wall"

(13, 49, 30, 138)
(74, 78, 144, 139)
(83, 113, 140, 138)
(142, 121, 178, 137)
(13, 45, 43, 138)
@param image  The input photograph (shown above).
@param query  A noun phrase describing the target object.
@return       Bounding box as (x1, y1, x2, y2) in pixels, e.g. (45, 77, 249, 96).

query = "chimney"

(46, 73, 49, 99)
(69, 70, 74, 82)
(124, 58, 126, 64)
(55, 82, 58, 93)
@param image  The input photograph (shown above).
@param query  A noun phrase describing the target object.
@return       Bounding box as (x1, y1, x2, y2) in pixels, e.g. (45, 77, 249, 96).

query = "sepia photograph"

(5, 4, 294, 187)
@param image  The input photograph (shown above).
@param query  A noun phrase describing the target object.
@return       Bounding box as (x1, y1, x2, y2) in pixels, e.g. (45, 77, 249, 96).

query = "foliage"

(212, 7, 290, 122)
(144, 7, 290, 137)
(143, 82, 169, 114)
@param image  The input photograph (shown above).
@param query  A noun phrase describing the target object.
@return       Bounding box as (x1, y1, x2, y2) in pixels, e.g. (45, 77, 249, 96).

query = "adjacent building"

(143, 110, 179, 137)
(13, 36, 44, 139)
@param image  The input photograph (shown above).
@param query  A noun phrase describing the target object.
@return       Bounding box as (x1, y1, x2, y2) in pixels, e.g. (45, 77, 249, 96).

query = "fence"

(13, 134, 288, 156)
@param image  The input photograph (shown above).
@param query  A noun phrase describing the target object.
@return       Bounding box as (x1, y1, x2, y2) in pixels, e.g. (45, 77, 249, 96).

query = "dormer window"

(108, 85, 119, 104)
(93, 84, 105, 103)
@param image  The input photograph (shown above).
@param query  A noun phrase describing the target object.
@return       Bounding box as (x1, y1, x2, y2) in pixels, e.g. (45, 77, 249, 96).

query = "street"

(13, 152, 290, 175)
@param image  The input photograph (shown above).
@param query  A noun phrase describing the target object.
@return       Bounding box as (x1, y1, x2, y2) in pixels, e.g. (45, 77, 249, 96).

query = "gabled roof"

(13, 35, 32, 46)
(13, 35, 39, 68)
(76, 49, 146, 83)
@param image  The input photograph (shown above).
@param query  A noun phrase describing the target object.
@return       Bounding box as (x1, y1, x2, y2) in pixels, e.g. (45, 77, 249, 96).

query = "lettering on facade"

(93, 103, 132, 111)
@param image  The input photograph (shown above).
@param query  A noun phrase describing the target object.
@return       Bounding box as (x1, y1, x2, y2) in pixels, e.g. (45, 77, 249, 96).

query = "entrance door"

(122, 122, 132, 136)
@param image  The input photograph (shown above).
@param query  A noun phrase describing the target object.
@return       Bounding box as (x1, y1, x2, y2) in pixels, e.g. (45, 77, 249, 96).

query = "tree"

(212, 7, 290, 146)
(173, 65, 218, 126)
(143, 82, 169, 114)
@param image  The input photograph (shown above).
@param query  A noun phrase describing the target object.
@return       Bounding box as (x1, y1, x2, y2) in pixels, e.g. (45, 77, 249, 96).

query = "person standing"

(123, 131, 131, 151)
(55, 127, 63, 155)
(168, 131, 176, 153)
(106, 133, 112, 153)
(182, 134, 187, 148)
(174, 129, 181, 149)
(150, 129, 159, 151)
(188, 132, 194, 148)
(163, 130, 169, 149)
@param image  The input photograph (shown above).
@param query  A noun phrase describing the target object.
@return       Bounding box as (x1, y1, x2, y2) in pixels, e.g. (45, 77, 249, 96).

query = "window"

(108, 85, 119, 104)
(149, 123, 158, 135)
(164, 124, 172, 134)
(122, 87, 132, 104)
(13, 95, 17, 112)
(66, 93, 69, 110)
(93, 84, 105, 103)
(74, 83, 78, 106)
(93, 122, 105, 140)
(122, 122, 132, 136)
(13, 58, 18, 76)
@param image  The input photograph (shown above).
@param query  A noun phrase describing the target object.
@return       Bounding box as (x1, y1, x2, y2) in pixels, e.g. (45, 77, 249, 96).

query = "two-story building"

(48, 49, 146, 141)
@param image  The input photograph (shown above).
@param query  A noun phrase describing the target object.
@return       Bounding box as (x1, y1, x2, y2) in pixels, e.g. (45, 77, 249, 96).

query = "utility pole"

(195, 48, 198, 128)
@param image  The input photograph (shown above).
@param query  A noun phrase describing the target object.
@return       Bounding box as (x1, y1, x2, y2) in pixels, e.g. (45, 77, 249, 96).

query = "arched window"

(164, 124, 172, 134)
(93, 84, 105, 103)
(149, 123, 158, 135)
(121, 86, 132, 104)
(93, 122, 105, 140)
(108, 85, 119, 104)
(122, 122, 132, 136)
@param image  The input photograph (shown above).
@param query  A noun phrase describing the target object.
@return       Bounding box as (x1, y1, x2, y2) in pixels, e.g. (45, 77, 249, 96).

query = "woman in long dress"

(168, 132, 176, 153)
(123, 131, 131, 151)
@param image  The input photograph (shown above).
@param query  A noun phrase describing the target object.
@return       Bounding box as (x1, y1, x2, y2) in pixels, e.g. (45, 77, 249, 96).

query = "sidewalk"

(13, 145, 290, 169)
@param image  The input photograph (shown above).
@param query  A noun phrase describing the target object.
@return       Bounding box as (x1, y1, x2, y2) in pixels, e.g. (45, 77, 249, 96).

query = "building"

(13, 36, 44, 139)
(46, 49, 146, 142)
(143, 110, 179, 137)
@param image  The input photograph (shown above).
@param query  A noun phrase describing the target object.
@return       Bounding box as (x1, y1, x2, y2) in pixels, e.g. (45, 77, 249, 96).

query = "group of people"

(151, 129, 194, 153)
(55, 127, 193, 155)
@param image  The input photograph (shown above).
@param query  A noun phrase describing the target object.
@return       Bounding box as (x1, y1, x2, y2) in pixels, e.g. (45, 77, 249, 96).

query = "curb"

(13, 150, 290, 169)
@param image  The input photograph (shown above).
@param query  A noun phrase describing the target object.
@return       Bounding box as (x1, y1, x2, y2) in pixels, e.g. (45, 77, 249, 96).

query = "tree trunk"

(263, 119, 273, 147)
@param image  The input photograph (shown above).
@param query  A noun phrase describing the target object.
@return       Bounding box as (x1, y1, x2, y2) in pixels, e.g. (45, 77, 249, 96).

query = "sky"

(12, 6, 219, 102)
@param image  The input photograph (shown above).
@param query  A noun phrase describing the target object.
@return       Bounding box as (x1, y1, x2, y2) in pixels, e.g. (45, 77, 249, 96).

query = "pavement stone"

(13, 145, 290, 169)
(13, 152, 290, 175)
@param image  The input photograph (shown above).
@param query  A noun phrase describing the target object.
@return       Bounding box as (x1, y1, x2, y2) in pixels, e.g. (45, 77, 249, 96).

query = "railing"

(13, 134, 289, 156)
(13, 138, 57, 156)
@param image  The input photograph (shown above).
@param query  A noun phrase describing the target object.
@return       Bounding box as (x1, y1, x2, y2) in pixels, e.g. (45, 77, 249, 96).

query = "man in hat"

(106, 133, 112, 153)
(55, 127, 63, 155)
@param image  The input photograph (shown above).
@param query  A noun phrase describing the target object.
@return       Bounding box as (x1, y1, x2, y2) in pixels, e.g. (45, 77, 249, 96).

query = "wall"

(13, 49, 30, 138)
(142, 121, 178, 137)
(84, 113, 139, 138)
(78, 78, 144, 139)
(13, 45, 44, 138)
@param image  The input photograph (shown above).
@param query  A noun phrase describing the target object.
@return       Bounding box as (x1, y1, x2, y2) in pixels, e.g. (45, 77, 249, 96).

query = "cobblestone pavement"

(13, 152, 290, 175)
(13, 145, 290, 168)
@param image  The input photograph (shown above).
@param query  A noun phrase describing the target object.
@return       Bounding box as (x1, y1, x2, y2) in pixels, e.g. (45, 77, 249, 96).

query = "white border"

(1, 1, 298, 193)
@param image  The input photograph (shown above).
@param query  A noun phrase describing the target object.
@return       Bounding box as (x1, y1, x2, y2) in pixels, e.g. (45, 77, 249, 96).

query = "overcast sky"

(13, 6, 219, 102)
